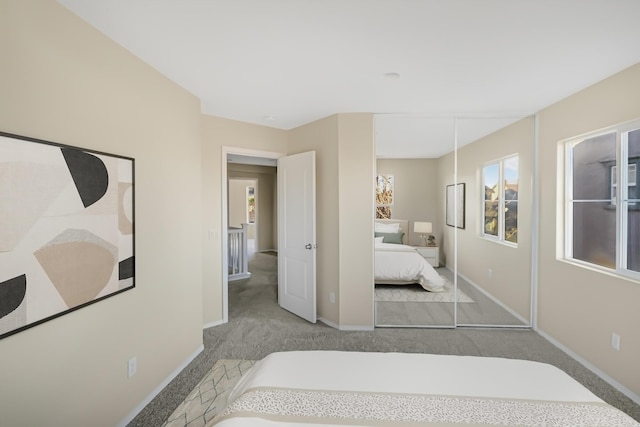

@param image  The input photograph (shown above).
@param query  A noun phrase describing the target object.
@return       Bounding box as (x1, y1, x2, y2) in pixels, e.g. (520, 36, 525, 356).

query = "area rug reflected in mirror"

(375, 282, 474, 303)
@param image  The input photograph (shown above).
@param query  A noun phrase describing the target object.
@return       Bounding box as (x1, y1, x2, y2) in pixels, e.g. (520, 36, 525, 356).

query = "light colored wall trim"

(319, 317, 375, 331)
(339, 325, 375, 331)
(317, 317, 339, 329)
(536, 329, 640, 406)
(117, 344, 204, 427)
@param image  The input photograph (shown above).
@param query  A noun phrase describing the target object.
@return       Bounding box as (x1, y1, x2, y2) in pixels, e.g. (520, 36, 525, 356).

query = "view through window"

(482, 155, 518, 244)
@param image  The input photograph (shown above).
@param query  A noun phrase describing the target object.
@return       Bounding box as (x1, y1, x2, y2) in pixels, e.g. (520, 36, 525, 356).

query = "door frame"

(221, 146, 285, 323)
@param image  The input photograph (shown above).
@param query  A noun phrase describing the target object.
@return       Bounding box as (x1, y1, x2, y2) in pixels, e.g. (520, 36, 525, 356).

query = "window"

(610, 163, 637, 205)
(482, 155, 518, 244)
(246, 186, 255, 224)
(375, 175, 393, 219)
(563, 120, 640, 276)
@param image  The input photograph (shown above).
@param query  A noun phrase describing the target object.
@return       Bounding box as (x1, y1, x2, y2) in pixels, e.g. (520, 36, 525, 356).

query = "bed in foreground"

(210, 351, 638, 426)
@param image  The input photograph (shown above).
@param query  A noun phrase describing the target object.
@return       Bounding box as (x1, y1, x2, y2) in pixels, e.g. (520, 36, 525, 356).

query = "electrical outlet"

(329, 292, 335, 303)
(611, 333, 621, 351)
(128, 357, 137, 378)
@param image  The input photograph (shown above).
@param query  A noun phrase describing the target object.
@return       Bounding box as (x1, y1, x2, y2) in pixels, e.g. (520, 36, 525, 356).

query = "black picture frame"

(0, 131, 135, 340)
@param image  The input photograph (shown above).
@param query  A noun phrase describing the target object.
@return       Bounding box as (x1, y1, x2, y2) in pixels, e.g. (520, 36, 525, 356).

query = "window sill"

(603, 204, 640, 211)
(558, 258, 640, 283)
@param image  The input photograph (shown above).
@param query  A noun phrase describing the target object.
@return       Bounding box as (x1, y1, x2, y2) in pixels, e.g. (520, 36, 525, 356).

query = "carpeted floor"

(128, 252, 640, 426)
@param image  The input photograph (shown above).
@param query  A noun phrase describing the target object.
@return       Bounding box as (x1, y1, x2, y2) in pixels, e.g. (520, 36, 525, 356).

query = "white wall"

(0, 2, 204, 425)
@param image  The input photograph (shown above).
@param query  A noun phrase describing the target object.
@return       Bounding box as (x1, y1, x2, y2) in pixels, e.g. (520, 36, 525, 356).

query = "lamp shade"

(414, 221, 432, 234)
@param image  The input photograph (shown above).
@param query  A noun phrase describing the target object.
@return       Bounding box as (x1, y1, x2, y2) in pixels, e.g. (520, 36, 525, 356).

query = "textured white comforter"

(374, 242, 445, 292)
(211, 351, 639, 426)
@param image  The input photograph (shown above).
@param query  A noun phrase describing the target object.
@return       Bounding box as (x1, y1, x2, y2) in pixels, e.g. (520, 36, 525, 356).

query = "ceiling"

(58, 0, 640, 158)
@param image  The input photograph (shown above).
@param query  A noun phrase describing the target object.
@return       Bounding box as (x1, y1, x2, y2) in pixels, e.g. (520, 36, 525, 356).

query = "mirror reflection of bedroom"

(374, 115, 533, 328)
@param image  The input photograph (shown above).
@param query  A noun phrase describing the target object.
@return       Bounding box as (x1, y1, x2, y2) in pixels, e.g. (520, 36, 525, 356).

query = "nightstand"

(414, 245, 439, 267)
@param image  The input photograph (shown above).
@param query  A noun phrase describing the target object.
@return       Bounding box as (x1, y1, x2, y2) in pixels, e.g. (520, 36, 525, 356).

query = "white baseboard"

(317, 317, 374, 331)
(203, 318, 225, 330)
(455, 269, 530, 325)
(536, 329, 640, 406)
(228, 272, 251, 281)
(339, 324, 375, 331)
(117, 344, 204, 427)
(317, 317, 338, 329)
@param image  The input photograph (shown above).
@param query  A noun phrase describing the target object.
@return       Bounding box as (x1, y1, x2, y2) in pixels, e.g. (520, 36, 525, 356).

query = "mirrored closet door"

(373, 114, 535, 328)
(452, 117, 535, 327)
(374, 116, 456, 328)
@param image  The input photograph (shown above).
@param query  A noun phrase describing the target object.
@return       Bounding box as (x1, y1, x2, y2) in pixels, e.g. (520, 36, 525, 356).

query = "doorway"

(222, 147, 282, 323)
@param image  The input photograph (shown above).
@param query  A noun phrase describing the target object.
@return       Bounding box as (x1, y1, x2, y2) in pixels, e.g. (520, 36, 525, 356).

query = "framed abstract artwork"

(446, 183, 465, 229)
(0, 132, 135, 340)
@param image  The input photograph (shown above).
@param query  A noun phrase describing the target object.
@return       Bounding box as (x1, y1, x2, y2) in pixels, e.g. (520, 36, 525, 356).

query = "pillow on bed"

(374, 236, 384, 244)
(375, 231, 404, 244)
(374, 222, 400, 233)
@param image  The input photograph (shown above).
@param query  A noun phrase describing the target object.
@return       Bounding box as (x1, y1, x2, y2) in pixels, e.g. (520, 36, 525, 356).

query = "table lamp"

(414, 221, 434, 246)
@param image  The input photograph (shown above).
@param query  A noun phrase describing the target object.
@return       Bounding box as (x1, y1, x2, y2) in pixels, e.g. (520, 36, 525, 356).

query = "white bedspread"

(374, 242, 445, 292)
(211, 351, 639, 427)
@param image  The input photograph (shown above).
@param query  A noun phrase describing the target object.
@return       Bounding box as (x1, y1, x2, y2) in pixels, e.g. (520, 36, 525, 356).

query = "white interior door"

(277, 151, 316, 323)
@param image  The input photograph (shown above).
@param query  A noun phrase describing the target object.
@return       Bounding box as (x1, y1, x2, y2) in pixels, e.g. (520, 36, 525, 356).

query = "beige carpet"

(375, 281, 474, 303)
(163, 359, 255, 427)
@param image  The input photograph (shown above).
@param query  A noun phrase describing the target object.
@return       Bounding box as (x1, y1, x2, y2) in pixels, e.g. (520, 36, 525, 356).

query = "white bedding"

(375, 242, 445, 292)
(211, 351, 639, 426)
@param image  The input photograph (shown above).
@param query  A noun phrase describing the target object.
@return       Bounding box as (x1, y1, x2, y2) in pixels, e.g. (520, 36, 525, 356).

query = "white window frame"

(481, 155, 518, 246)
(562, 119, 640, 280)
(610, 163, 636, 206)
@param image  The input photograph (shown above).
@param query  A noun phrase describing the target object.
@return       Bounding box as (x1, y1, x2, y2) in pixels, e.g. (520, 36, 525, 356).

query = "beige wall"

(286, 113, 375, 328)
(201, 116, 288, 326)
(377, 159, 440, 247)
(228, 164, 278, 250)
(337, 114, 375, 328)
(446, 117, 535, 321)
(0, 2, 204, 426)
(538, 63, 640, 398)
(287, 116, 341, 325)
